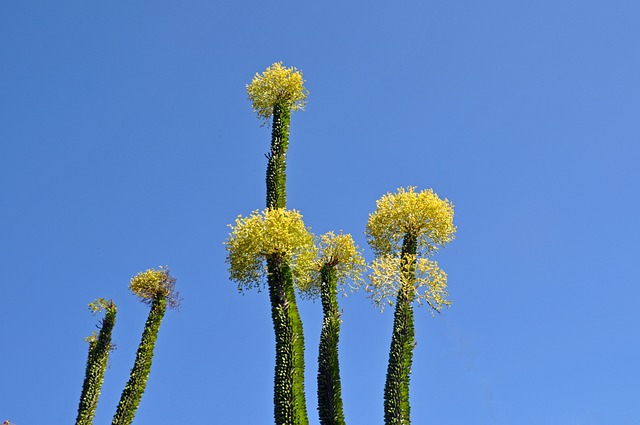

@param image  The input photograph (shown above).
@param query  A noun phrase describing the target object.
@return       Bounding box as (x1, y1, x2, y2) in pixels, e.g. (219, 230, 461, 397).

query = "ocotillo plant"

(299, 232, 365, 425)
(245, 62, 310, 425)
(365, 187, 456, 425)
(111, 267, 180, 425)
(225, 208, 316, 425)
(75, 298, 117, 425)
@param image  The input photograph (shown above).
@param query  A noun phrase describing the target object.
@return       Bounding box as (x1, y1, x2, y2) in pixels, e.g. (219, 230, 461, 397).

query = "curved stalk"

(265, 102, 308, 425)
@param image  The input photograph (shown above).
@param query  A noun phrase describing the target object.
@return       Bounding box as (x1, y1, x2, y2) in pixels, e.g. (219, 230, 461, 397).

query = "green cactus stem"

(266, 102, 290, 210)
(263, 102, 308, 425)
(75, 299, 117, 425)
(111, 267, 179, 425)
(247, 62, 309, 425)
(384, 235, 417, 425)
(317, 265, 346, 425)
(111, 297, 166, 425)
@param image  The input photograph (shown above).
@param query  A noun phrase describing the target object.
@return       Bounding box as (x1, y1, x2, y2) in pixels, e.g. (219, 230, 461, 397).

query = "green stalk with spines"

(298, 231, 364, 425)
(226, 208, 316, 425)
(365, 187, 456, 425)
(247, 62, 309, 425)
(111, 297, 166, 425)
(266, 101, 308, 425)
(384, 235, 417, 425)
(317, 265, 346, 425)
(112, 267, 179, 425)
(75, 299, 117, 425)
(266, 102, 290, 210)
(268, 257, 296, 424)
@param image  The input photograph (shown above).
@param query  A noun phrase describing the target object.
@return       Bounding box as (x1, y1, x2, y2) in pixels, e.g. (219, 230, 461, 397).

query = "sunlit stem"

(111, 297, 167, 425)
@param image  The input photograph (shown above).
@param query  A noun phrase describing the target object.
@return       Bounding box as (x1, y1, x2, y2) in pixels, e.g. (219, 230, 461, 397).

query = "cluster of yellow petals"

(129, 266, 180, 309)
(84, 298, 116, 344)
(88, 297, 115, 314)
(364, 187, 456, 314)
(365, 186, 456, 256)
(246, 62, 308, 121)
(225, 208, 317, 291)
(367, 254, 450, 313)
(299, 231, 366, 297)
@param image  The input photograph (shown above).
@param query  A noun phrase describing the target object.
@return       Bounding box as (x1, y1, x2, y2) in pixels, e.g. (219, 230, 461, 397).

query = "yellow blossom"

(365, 187, 456, 314)
(129, 266, 180, 309)
(365, 186, 456, 256)
(88, 298, 115, 315)
(246, 62, 308, 121)
(299, 231, 366, 297)
(367, 254, 450, 313)
(225, 208, 317, 291)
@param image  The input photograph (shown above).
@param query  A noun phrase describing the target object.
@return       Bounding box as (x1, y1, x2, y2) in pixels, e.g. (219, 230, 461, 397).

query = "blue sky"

(1, 1, 639, 424)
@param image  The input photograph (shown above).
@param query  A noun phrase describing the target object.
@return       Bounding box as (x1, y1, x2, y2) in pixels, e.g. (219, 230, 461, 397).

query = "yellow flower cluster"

(84, 331, 98, 344)
(225, 208, 317, 291)
(129, 266, 180, 309)
(367, 254, 450, 313)
(88, 298, 115, 315)
(246, 62, 308, 121)
(84, 298, 116, 344)
(299, 231, 366, 297)
(365, 186, 456, 256)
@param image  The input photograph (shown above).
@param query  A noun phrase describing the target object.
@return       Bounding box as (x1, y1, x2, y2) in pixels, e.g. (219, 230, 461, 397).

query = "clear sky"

(1, 1, 639, 424)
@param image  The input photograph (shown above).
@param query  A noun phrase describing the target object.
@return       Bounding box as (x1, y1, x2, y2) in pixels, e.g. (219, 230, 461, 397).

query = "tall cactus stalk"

(75, 299, 117, 425)
(267, 257, 298, 424)
(111, 267, 179, 425)
(246, 62, 309, 425)
(383, 236, 417, 424)
(366, 187, 456, 425)
(298, 232, 364, 425)
(317, 265, 345, 425)
(226, 208, 316, 425)
(266, 100, 308, 424)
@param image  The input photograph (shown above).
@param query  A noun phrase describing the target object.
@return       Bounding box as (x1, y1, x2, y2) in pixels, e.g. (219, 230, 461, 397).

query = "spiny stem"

(317, 265, 346, 425)
(111, 297, 167, 425)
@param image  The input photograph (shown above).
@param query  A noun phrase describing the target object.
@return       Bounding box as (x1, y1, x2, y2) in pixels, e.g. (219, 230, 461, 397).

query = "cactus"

(245, 62, 310, 425)
(297, 232, 364, 425)
(75, 299, 117, 425)
(111, 267, 179, 425)
(366, 187, 456, 425)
